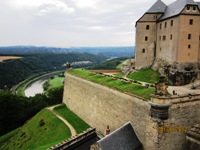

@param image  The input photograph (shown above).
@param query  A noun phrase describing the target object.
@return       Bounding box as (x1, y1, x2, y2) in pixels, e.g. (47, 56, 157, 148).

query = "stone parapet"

(49, 128, 97, 150)
(151, 94, 200, 104)
(186, 124, 200, 150)
(150, 94, 200, 120)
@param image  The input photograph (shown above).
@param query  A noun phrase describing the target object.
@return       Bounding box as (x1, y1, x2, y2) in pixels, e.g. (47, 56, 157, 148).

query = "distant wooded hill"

(0, 46, 134, 58)
(0, 53, 107, 89)
(89, 57, 129, 70)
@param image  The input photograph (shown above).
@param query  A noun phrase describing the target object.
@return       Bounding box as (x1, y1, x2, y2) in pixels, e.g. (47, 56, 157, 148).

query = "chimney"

(66, 63, 71, 69)
(105, 125, 110, 135)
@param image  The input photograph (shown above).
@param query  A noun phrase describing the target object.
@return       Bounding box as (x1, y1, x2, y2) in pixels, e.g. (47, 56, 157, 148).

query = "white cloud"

(0, 0, 195, 47)
(72, 0, 99, 9)
(7, 0, 75, 15)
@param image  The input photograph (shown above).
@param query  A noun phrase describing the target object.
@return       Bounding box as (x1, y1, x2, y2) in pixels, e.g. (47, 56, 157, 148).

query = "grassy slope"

(0, 109, 71, 150)
(127, 68, 160, 83)
(68, 69, 155, 99)
(0, 128, 19, 145)
(54, 104, 90, 134)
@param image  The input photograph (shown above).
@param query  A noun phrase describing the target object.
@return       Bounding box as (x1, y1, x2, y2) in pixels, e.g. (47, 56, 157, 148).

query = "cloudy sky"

(0, 0, 192, 47)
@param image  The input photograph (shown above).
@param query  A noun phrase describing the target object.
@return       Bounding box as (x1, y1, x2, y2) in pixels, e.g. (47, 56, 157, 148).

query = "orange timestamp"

(157, 126, 190, 133)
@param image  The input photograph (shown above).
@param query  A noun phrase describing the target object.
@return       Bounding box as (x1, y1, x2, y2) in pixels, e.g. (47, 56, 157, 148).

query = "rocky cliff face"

(152, 59, 200, 85)
(120, 59, 135, 77)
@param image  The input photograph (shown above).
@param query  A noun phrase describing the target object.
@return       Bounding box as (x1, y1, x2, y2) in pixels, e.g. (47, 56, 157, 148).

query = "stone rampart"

(63, 74, 158, 149)
(63, 73, 200, 150)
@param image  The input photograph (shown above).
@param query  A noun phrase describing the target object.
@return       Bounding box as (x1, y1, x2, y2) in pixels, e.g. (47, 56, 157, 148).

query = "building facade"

(135, 0, 200, 70)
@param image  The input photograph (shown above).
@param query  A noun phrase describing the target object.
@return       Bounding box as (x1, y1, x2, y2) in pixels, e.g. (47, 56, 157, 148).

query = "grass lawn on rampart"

(0, 109, 71, 150)
(127, 68, 160, 83)
(54, 104, 90, 134)
(68, 69, 155, 99)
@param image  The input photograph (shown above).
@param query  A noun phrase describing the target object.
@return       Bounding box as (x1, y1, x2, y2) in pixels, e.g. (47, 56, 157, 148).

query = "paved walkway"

(46, 105, 77, 136)
(168, 80, 200, 95)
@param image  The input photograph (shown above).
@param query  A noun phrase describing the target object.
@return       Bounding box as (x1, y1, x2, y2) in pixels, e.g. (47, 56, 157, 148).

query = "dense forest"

(0, 53, 107, 89)
(0, 86, 64, 136)
(89, 57, 129, 70)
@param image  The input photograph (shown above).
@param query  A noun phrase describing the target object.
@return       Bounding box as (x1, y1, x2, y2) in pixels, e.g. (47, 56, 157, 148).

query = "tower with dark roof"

(135, 0, 200, 74)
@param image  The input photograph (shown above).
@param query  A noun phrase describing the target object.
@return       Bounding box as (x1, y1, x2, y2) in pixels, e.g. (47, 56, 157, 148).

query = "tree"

(47, 86, 64, 105)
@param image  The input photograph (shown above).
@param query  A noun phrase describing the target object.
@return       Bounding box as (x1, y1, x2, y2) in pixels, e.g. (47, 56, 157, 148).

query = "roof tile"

(147, 0, 167, 13)
(97, 122, 142, 150)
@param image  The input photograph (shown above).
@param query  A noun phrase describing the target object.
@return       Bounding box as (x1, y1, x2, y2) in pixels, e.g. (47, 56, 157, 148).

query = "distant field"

(48, 77, 64, 89)
(42, 76, 64, 92)
(0, 56, 21, 62)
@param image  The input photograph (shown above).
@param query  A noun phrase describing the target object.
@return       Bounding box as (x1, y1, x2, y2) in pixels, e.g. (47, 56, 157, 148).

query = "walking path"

(46, 105, 77, 136)
(168, 80, 200, 95)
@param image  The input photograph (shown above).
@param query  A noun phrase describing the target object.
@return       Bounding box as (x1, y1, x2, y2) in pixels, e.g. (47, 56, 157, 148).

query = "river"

(24, 80, 47, 97)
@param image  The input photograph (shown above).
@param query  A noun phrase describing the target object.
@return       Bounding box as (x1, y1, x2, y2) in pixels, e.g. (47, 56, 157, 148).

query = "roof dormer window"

(193, 6, 196, 11)
(187, 6, 190, 11)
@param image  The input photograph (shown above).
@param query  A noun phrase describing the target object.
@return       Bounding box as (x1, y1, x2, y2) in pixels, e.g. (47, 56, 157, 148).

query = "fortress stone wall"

(151, 95, 200, 149)
(63, 73, 200, 150)
(134, 0, 200, 85)
(63, 74, 158, 149)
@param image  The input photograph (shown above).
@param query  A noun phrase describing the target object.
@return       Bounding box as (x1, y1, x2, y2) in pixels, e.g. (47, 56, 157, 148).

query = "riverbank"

(15, 71, 65, 97)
